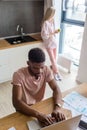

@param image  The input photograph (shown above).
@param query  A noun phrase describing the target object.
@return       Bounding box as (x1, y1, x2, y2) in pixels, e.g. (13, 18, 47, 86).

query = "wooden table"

(0, 83, 87, 130)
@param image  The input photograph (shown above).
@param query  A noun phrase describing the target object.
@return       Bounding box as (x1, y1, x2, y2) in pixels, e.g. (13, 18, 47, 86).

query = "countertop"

(0, 33, 42, 50)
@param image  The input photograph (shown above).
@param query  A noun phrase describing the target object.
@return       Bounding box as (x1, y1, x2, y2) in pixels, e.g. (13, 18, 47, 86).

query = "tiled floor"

(0, 64, 79, 118)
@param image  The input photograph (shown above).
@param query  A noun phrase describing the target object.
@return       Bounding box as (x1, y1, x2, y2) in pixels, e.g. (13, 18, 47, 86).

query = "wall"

(54, 0, 62, 50)
(0, 1, 44, 38)
(53, 0, 62, 60)
(76, 14, 87, 83)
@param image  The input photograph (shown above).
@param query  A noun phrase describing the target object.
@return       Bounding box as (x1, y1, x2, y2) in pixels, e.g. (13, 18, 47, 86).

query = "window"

(59, 0, 87, 66)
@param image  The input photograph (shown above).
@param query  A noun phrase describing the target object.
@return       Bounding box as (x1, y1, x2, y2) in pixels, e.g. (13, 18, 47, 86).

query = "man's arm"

(48, 79, 66, 121)
(12, 85, 40, 117)
(12, 85, 55, 126)
(48, 79, 62, 106)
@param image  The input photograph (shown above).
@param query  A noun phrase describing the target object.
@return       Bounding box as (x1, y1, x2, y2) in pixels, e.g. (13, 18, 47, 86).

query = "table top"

(0, 83, 87, 130)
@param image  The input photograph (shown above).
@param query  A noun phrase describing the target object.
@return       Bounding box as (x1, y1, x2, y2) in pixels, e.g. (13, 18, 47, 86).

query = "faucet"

(16, 24, 24, 39)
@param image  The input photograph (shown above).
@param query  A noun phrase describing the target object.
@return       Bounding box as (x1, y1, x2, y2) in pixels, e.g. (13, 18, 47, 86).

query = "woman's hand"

(37, 113, 55, 127)
(55, 29, 61, 34)
(51, 109, 66, 122)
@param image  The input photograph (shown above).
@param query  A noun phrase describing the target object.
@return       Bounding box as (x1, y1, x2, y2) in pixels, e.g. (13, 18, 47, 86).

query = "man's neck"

(28, 67, 39, 79)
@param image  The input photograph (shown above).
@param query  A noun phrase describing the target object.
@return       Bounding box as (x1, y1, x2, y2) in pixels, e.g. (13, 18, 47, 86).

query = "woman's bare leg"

(53, 48, 57, 62)
(46, 48, 58, 73)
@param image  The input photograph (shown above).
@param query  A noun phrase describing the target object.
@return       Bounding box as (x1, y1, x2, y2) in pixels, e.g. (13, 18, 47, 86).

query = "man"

(12, 47, 65, 127)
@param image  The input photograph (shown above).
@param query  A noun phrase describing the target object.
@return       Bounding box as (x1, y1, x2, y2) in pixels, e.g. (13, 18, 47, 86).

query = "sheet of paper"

(63, 98, 87, 123)
(63, 91, 87, 116)
(63, 102, 80, 117)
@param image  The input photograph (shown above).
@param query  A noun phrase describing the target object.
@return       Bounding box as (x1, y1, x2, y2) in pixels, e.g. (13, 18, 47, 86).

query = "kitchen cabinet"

(0, 50, 11, 83)
(0, 42, 42, 83)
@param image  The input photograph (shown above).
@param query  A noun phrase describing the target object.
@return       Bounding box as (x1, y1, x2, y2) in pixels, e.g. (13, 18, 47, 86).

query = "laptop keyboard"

(79, 120, 87, 130)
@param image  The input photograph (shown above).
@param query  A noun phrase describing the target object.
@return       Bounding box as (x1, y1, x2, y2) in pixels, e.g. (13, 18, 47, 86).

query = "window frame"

(59, 0, 85, 53)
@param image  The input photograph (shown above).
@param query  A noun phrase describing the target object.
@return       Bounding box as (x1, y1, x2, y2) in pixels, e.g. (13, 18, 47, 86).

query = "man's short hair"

(28, 48, 45, 63)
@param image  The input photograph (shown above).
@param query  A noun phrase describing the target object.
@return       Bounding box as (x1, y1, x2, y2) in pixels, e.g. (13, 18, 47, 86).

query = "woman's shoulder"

(42, 21, 50, 29)
(43, 20, 49, 25)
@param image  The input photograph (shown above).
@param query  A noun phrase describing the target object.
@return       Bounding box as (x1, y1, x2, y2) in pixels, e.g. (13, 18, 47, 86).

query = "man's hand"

(51, 109, 66, 122)
(37, 113, 55, 127)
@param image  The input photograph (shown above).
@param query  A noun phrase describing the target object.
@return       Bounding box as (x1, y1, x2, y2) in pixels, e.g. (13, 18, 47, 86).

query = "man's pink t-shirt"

(12, 66, 54, 105)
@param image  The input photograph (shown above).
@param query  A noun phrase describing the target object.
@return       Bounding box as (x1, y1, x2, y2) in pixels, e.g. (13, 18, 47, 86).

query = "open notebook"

(27, 115, 82, 130)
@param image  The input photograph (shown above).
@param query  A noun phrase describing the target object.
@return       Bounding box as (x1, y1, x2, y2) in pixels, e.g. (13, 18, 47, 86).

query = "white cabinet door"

(0, 49, 11, 83)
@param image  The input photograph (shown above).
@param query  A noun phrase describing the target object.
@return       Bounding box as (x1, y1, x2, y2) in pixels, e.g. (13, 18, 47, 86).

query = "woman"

(41, 7, 61, 81)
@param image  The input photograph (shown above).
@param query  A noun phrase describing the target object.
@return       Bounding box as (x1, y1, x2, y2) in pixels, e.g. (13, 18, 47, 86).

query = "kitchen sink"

(5, 35, 37, 45)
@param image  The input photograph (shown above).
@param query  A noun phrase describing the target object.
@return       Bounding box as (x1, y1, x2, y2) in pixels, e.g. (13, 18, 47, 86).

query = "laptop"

(79, 120, 87, 130)
(27, 115, 82, 130)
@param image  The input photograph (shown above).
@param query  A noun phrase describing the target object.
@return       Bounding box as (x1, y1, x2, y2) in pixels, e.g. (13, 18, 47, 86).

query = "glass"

(62, 23, 84, 65)
(63, 0, 86, 22)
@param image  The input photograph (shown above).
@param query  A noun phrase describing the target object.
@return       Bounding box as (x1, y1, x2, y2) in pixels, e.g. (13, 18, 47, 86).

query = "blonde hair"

(41, 7, 55, 26)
